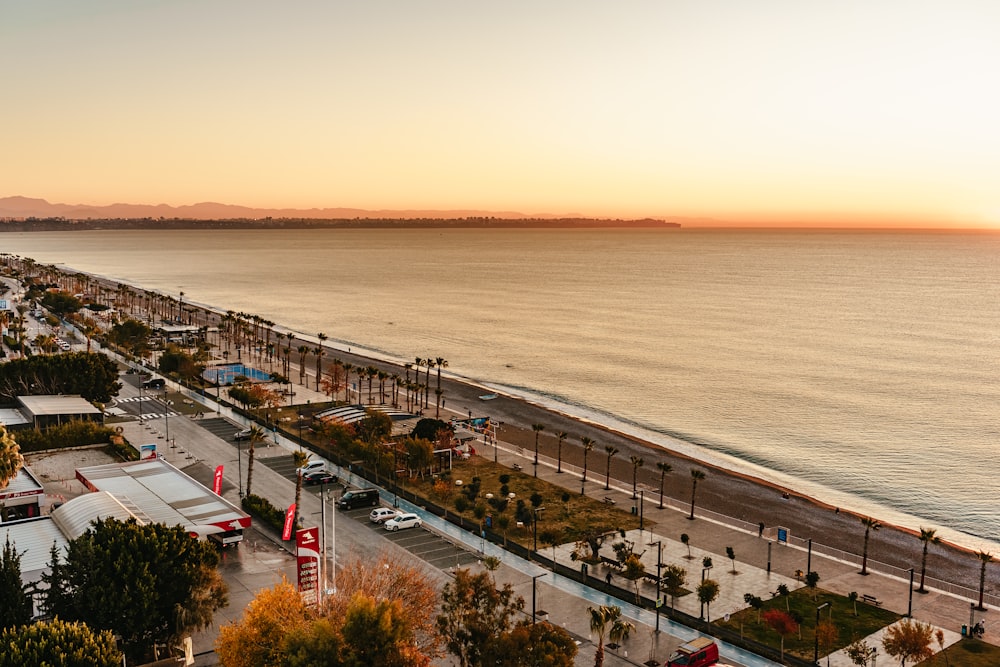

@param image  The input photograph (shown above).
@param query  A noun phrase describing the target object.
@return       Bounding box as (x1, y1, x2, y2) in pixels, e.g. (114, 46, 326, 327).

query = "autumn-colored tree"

(216, 580, 312, 667)
(882, 619, 934, 666)
(844, 639, 875, 666)
(0, 423, 24, 491)
(816, 619, 838, 665)
(661, 564, 686, 611)
(622, 553, 646, 604)
(763, 608, 799, 663)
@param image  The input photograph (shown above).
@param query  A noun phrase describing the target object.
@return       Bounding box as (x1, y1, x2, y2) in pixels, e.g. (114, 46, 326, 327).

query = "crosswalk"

(137, 412, 180, 420)
(117, 396, 164, 404)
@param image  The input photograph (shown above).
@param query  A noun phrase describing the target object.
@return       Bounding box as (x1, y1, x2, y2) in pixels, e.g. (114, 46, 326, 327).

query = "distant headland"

(0, 196, 681, 231)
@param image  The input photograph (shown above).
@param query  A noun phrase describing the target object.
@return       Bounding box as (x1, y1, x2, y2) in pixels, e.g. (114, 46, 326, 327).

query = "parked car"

(338, 488, 380, 509)
(297, 460, 327, 475)
(303, 470, 337, 486)
(141, 377, 166, 389)
(369, 508, 398, 524)
(384, 513, 422, 531)
(233, 428, 253, 441)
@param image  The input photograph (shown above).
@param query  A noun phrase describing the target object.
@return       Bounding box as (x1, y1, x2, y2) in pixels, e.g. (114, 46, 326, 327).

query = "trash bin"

(962, 624, 967, 637)
(631, 506, 637, 515)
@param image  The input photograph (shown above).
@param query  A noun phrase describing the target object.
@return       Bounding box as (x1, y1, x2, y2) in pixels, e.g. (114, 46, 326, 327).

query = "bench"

(603, 496, 616, 505)
(511, 463, 522, 472)
(643, 572, 661, 585)
(861, 594, 882, 607)
(600, 556, 624, 570)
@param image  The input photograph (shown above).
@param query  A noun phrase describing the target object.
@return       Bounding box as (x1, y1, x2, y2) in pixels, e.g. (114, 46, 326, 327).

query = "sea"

(3, 227, 999, 552)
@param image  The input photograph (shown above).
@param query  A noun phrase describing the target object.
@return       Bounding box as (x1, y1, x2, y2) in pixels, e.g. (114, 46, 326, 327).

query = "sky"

(3, 1, 999, 228)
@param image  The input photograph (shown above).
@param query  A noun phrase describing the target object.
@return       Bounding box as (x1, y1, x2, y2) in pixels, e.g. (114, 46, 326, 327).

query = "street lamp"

(648, 540, 663, 633)
(700, 565, 712, 620)
(236, 437, 243, 497)
(907, 568, 915, 617)
(531, 573, 546, 625)
(814, 602, 830, 665)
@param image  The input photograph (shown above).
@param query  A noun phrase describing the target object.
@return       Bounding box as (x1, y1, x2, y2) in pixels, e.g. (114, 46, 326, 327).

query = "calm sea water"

(4, 228, 999, 550)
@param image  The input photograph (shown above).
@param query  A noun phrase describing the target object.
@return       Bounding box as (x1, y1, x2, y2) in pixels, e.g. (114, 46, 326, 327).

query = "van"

(338, 488, 380, 510)
(141, 378, 166, 389)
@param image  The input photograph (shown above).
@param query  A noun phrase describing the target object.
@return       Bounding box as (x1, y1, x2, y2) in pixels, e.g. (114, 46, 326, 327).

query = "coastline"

(66, 268, 1000, 595)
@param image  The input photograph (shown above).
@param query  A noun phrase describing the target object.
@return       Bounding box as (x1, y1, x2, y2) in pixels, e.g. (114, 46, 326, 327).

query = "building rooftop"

(16, 395, 102, 417)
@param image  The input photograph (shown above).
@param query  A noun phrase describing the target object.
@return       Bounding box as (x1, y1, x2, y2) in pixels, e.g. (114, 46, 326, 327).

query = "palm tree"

(292, 450, 309, 532)
(434, 356, 448, 417)
(531, 424, 545, 477)
(656, 461, 672, 509)
(917, 526, 940, 593)
(588, 604, 633, 667)
(297, 345, 309, 384)
(629, 455, 644, 499)
(555, 431, 568, 473)
(244, 425, 267, 497)
(688, 469, 706, 520)
(859, 516, 881, 575)
(976, 551, 994, 611)
(424, 358, 434, 408)
(603, 446, 619, 491)
(581, 437, 594, 491)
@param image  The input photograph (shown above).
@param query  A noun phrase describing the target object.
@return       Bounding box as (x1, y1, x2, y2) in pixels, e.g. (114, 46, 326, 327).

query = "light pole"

(163, 390, 170, 445)
(907, 568, 915, 617)
(236, 437, 243, 497)
(648, 540, 662, 633)
(700, 566, 712, 619)
(639, 490, 644, 531)
(814, 602, 830, 665)
(531, 573, 546, 624)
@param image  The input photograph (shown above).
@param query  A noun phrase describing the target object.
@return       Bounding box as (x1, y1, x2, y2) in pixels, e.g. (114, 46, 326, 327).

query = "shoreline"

(54, 266, 1000, 595)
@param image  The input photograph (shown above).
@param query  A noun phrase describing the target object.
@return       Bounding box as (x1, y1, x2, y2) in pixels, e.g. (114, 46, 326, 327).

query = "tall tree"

(215, 580, 312, 667)
(656, 461, 672, 509)
(531, 424, 545, 477)
(315, 332, 328, 389)
(482, 621, 577, 667)
(859, 516, 881, 575)
(587, 605, 633, 667)
(554, 431, 568, 473)
(696, 578, 720, 621)
(43, 518, 227, 664)
(580, 437, 595, 490)
(976, 550, 993, 611)
(916, 527, 940, 593)
(688, 469, 706, 520)
(603, 446, 619, 491)
(437, 568, 524, 667)
(0, 618, 122, 667)
(763, 609, 798, 664)
(435, 356, 448, 418)
(0, 536, 31, 629)
(0, 424, 24, 490)
(245, 425, 267, 497)
(629, 455, 644, 499)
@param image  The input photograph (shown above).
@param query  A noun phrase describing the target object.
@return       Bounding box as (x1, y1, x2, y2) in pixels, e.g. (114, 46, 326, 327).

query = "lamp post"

(907, 568, 915, 617)
(138, 381, 144, 425)
(531, 573, 546, 625)
(237, 437, 243, 497)
(648, 540, 662, 633)
(814, 602, 830, 665)
(639, 490, 644, 531)
(700, 566, 712, 619)
(163, 390, 170, 445)
(807, 538, 813, 578)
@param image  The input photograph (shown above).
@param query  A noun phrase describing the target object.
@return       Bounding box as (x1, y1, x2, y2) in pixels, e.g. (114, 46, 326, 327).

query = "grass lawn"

(395, 456, 645, 549)
(715, 588, 901, 661)
(918, 638, 1000, 666)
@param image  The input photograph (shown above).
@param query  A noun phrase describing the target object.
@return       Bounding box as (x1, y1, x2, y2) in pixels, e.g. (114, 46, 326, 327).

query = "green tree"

(976, 550, 993, 610)
(437, 568, 525, 667)
(845, 639, 876, 666)
(411, 418, 451, 442)
(656, 461, 672, 509)
(916, 527, 940, 593)
(108, 318, 152, 358)
(587, 605, 633, 667)
(554, 431, 568, 473)
(0, 618, 122, 667)
(356, 409, 392, 445)
(0, 423, 24, 490)
(0, 351, 121, 403)
(661, 564, 686, 611)
(580, 437, 595, 489)
(629, 455, 644, 499)
(483, 621, 577, 667)
(603, 445, 618, 491)
(403, 437, 435, 479)
(726, 546, 737, 573)
(40, 290, 83, 317)
(697, 579, 720, 622)
(882, 618, 934, 666)
(688, 468, 706, 520)
(434, 357, 448, 418)
(860, 516, 881, 575)
(0, 536, 31, 628)
(43, 518, 228, 664)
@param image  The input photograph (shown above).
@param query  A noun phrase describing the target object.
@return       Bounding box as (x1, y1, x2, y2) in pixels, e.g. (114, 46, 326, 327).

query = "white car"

(297, 460, 327, 475)
(383, 513, 422, 531)
(369, 508, 398, 524)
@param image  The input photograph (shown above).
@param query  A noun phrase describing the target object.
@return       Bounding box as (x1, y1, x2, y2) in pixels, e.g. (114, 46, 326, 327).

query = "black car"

(303, 470, 337, 486)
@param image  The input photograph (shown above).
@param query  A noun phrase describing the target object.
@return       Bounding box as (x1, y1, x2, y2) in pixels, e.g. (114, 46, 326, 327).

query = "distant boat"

(479, 393, 498, 401)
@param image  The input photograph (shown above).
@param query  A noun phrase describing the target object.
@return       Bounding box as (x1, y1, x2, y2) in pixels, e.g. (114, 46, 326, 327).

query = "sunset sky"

(3, 1, 999, 227)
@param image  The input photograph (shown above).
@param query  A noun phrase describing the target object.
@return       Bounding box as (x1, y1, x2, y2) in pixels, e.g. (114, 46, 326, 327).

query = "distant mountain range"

(0, 196, 695, 228)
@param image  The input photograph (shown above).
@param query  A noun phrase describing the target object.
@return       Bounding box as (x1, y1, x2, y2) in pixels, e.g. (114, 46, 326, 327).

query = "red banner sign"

(282, 504, 297, 541)
(212, 465, 224, 495)
(296, 526, 320, 607)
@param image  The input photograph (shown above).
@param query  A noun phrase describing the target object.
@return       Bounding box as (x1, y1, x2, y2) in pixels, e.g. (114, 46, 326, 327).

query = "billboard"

(296, 526, 320, 607)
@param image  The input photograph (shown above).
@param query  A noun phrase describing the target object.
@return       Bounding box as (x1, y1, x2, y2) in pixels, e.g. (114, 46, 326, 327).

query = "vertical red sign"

(296, 526, 320, 607)
(212, 465, 224, 495)
(282, 504, 297, 541)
